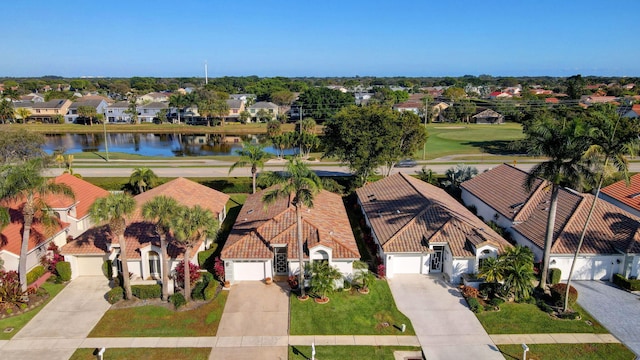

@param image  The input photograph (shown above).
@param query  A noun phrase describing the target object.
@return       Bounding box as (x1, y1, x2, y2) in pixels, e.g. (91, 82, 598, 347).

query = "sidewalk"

(491, 333, 620, 345)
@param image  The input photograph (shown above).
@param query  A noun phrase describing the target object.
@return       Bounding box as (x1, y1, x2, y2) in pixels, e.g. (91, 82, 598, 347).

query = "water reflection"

(44, 133, 297, 157)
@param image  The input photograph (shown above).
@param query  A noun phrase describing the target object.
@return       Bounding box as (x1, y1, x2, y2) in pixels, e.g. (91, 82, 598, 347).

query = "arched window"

(148, 251, 161, 279)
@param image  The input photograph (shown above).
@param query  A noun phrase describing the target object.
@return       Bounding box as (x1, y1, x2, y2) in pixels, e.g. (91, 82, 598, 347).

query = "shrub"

(56, 261, 72, 281)
(461, 285, 479, 299)
(613, 273, 640, 291)
(489, 297, 505, 307)
(213, 257, 225, 281)
(550, 283, 578, 307)
(201, 271, 214, 286)
(376, 264, 386, 278)
(467, 297, 483, 313)
(131, 284, 161, 299)
(175, 261, 201, 288)
(198, 247, 217, 271)
(107, 287, 124, 304)
(536, 299, 554, 313)
(203, 281, 217, 300)
(171, 293, 186, 309)
(102, 260, 113, 280)
(549, 268, 562, 285)
(0, 271, 22, 304)
(40, 242, 64, 274)
(557, 311, 581, 320)
(27, 265, 46, 285)
(479, 282, 501, 298)
(191, 281, 207, 300)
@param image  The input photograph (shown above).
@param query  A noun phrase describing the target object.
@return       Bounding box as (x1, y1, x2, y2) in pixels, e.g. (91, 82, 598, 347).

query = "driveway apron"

(211, 282, 289, 360)
(0, 276, 111, 360)
(572, 281, 640, 357)
(389, 274, 504, 360)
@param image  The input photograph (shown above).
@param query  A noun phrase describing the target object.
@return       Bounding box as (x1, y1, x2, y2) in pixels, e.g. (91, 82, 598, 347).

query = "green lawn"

(476, 302, 607, 334)
(289, 346, 422, 360)
(88, 291, 228, 337)
(498, 343, 636, 360)
(290, 279, 414, 335)
(0, 282, 66, 340)
(70, 347, 210, 360)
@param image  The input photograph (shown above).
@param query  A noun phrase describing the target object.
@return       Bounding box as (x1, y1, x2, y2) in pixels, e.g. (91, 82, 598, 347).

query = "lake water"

(43, 133, 298, 157)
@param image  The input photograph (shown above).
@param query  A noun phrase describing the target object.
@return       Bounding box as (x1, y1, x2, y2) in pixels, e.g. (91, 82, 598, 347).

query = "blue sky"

(3, 0, 639, 78)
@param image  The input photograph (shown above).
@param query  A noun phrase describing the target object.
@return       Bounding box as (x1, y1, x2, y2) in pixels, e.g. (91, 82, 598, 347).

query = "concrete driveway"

(572, 281, 640, 357)
(388, 274, 504, 360)
(211, 282, 289, 360)
(0, 276, 111, 360)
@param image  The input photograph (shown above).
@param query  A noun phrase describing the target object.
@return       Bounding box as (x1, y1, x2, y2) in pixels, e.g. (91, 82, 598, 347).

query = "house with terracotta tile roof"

(0, 174, 108, 273)
(600, 174, 640, 218)
(356, 173, 511, 282)
(221, 187, 359, 284)
(61, 178, 229, 288)
(461, 164, 640, 280)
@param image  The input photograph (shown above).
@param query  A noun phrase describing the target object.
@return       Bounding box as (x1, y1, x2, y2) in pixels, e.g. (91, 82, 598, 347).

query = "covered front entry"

(430, 246, 444, 273)
(273, 246, 288, 276)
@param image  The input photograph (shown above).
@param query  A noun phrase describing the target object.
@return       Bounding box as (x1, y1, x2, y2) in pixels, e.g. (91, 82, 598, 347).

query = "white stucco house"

(105, 101, 133, 123)
(65, 99, 109, 124)
(461, 164, 640, 281)
(356, 173, 511, 283)
(61, 178, 230, 292)
(221, 187, 360, 284)
(138, 102, 168, 123)
(599, 173, 640, 218)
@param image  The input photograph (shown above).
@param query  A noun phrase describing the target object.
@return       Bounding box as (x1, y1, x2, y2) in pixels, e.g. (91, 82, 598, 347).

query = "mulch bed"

(0, 288, 50, 319)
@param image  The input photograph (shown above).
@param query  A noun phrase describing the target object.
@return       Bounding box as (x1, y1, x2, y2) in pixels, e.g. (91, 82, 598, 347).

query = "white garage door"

(77, 256, 105, 276)
(393, 255, 422, 275)
(233, 261, 267, 281)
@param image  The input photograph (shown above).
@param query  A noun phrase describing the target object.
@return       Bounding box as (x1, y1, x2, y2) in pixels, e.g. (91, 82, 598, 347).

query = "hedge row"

(27, 265, 46, 285)
(613, 273, 640, 291)
(56, 261, 72, 281)
(131, 284, 162, 299)
(107, 287, 124, 304)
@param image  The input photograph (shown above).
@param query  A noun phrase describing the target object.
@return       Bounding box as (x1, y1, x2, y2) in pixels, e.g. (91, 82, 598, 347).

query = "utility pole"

(103, 117, 110, 162)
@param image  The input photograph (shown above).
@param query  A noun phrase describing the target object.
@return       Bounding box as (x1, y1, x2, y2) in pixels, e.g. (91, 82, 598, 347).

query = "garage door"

(393, 255, 422, 275)
(77, 256, 105, 276)
(233, 261, 267, 281)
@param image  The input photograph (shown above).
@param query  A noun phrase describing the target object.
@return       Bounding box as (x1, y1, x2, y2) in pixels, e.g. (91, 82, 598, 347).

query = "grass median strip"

(498, 343, 635, 360)
(289, 345, 422, 360)
(70, 347, 210, 360)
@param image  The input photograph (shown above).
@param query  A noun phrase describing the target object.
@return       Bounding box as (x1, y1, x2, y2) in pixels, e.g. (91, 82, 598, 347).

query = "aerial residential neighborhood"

(1, 2, 640, 360)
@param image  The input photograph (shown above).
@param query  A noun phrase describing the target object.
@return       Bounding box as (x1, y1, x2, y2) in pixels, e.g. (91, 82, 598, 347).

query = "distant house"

(221, 187, 360, 284)
(65, 99, 109, 124)
(27, 99, 72, 123)
(600, 174, 640, 218)
(61, 178, 230, 287)
(580, 95, 618, 106)
(20, 93, 45, 102)
(461, 164, 640, 280)
(489, 91, 512, 99)
(393, 101, 422, 115)
(356, 173, 511, 282)
(138, 102, 168, 123)
(355, 92, 373, 105)
(105, 101, 133, 123)
(472, 109, 504, 124)
(229, 94, 256, 103)
(137, 92, 170, 104)
(248, 101, 279, 122)
(225, 99, 245, 121)
(621, 104, 640, 119)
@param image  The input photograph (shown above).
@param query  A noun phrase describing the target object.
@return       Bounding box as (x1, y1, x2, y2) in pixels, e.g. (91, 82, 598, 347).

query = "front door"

(430, 246, 444, 273)
(273, 246, 288, 276)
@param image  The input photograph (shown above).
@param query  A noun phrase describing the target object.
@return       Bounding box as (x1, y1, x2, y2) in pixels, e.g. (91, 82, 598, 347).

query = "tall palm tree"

(171, 205, 218, 301)
(90, 193, 136, 299)
(228, 142, 271, 194)
(169, 94, 189, 123)
(142, 195, 180, 301)
(524, 116, 591, 290)
(129, 167, 159, 194)
(562, 105, 640, 311)
(261, 158, 322, 298)
(0, 207, 9, 232)
(0, 158, 74, 292)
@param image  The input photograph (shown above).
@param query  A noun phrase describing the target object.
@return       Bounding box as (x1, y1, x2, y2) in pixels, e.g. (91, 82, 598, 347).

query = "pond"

(43, 133, 299, 157)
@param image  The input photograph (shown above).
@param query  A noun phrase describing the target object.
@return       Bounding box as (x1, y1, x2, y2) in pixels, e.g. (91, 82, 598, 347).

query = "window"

(148, 251, 161, 278)
(115, 255, 123, 274)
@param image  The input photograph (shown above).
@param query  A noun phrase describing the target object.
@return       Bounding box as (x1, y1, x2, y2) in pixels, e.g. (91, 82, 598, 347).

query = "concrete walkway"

(389, 274, 504, 360)
(0, 276, 111, 360)
(572, 281, 640, 357)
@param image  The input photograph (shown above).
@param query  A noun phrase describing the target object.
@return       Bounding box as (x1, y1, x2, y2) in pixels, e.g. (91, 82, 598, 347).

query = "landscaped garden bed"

(289, 279, 414, 335)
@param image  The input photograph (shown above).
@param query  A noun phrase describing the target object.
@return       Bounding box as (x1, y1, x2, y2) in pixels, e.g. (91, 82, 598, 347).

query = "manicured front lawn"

(289, 346, 422, 360)
(498, 343, 635, 360)
(0, 282, 66, 340)
(476, 302, 607, 334)
(88, 291, 228, 337)
(290, 279, 414, 335)
(70, 347, 210, 360)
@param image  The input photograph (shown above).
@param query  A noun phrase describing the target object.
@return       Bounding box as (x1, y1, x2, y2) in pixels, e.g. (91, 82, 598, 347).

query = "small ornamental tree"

(175, 261, 201, 289)
(40, 242, 64, 274)
(0, 271, 23, 304)
(213, 257, 225, 281)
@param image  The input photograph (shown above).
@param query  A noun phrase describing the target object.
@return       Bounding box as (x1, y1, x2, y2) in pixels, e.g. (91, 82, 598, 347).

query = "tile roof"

(601, 174, 640, 213)
(31, 99, 70, 109)
(356, 173, 510, 256)
(221, 187, 359, 260)
(462, 164, 640, 255)
(69, 99, 105, 109)
(249, 101, 278, 109)
(61, 178, 228, 259)
(47, 174, 109, 218)
(0, 199, 68, 256)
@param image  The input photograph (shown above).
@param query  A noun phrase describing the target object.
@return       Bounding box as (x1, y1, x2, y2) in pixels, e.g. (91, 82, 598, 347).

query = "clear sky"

(3, 0, 639, 78)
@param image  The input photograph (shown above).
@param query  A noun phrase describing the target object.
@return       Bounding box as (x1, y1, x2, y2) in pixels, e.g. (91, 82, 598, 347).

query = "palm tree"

(352, 260, 376, 293)
(169, 94, 190, 123)
(0, 158, 75, 292)
(142, 195, 180, 301)
(171, 205, 218, 301)
(0, 207, 9, 231)
(478, 257, 505, 284)
(562, 105, 640, 312)
(129, 167, 159, 194)
(524, 116, 591, 290)
(77, 105, 97, 126)
(262, 158, 322, 299)
(309, 261, 342, 302)
(90, 193, 136, 299)
(0, 100, 14, 124)
(15, 108, 31, 124)
(228, 142, 271, 194)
